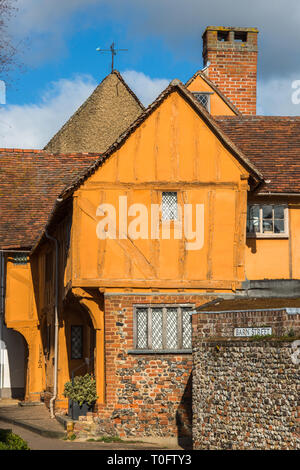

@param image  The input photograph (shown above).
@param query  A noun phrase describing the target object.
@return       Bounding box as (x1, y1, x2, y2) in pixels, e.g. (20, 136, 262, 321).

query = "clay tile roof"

(0, 149, 102, 249)
(215, 116, 300, 194)
(196, 297, 300, 312)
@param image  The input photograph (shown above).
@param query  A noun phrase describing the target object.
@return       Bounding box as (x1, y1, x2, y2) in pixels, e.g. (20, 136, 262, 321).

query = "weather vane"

(96, 42, 128, 72)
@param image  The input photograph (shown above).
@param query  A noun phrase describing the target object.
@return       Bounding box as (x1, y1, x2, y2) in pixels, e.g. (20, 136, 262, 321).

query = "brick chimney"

(202, 26, 259, 115)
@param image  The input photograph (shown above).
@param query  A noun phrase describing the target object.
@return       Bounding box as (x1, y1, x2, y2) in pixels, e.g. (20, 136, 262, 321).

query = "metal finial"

(96, 41, 128, 72)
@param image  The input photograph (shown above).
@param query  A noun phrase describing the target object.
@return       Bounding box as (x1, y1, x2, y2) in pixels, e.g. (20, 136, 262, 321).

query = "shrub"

(0, 429, 30, 450)
(63, 373, 98, 406)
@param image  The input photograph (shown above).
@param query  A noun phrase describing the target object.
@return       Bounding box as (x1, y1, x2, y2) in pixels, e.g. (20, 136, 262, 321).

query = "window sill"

(127, 349, 192, 355)
(247, 233, 289, 239)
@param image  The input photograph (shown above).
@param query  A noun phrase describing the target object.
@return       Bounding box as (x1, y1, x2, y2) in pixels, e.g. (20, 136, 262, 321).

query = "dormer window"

(193, 92, 211, 112)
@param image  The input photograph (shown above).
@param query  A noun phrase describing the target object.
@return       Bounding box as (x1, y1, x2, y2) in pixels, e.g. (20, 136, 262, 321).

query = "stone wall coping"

(127, 349, 192, 355)
(193, 336, 300, 345)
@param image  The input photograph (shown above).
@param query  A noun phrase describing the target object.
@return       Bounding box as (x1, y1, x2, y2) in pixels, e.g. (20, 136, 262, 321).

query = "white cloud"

(0, 75, 97, 148)
(121, 70, 169, 107)
(0, 70, 171, 149)
(257, 74, 300, 115)
(1, 66, 299, 151)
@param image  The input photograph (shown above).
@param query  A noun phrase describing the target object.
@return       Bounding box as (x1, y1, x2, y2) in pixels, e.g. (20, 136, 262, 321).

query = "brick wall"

(90, 294, 212, 440)
(202, 27, 258, 115)
(193, 309, 300, 449)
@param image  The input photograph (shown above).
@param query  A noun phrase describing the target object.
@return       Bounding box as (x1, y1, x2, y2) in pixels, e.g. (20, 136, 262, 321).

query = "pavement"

(0, 400, 66, 439)
(0, 399, 178, 450)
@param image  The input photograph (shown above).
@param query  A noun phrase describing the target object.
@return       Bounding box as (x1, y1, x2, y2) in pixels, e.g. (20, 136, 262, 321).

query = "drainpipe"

(45, 231, 59, 419)
(0, 251, 4, 396)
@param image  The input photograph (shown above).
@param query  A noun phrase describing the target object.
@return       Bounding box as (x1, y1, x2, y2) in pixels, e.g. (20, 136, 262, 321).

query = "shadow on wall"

(176, 373, 193, 450)
(246, 238, 257, 254)
(2, 325, 28, 399)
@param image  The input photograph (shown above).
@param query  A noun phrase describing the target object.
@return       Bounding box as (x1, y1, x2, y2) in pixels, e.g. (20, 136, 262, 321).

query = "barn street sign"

(234, 327, 272, 337)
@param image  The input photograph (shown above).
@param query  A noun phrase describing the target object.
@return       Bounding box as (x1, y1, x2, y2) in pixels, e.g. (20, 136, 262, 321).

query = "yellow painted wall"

(72, 91, 249, 289)
(245, 202, 300, 280)
(5, 258, 45, 401)
(186, 74, 236, 116)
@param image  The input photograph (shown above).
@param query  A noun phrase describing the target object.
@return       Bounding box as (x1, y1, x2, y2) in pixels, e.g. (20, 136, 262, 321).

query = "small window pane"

(162, 192, 178, 221)
(247, 206, 260, 232)
(151, 308, 163, 349)
(136, 309, 148, 349)
(274, 219, 285, 233)
(71, 326, 83, 359)
(194, 93, 210, 110)
(166, 309, 178, 349)
(182, 309, 192, 349)
(248, 205, 259, 219)
(263, 219, 273, 232)
(274, 206, 284, 219)
(262, 205, 273, 219)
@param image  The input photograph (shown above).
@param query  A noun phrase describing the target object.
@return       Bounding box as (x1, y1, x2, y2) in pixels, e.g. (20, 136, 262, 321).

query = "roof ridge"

(43, 70, 144, 151)
(215, 115, 300, 120)
(57, 78, 263, 201)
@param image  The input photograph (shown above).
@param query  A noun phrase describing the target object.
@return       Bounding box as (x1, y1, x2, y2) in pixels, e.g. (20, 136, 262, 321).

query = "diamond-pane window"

(71, 325, 83, 359)
(152, 308, 163, 349)
(162, 192, 178, 221)
(136, 309, 148, 349)
(135, 306, 193, 351)
(12, 253, 28, 265)
(166, 309, 178, 349)
(182, 309, 192, 349)
(193, 93, 210, 111)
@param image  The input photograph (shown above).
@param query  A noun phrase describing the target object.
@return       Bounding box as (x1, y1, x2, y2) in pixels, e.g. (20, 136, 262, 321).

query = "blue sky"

(1, 0, 300, 148)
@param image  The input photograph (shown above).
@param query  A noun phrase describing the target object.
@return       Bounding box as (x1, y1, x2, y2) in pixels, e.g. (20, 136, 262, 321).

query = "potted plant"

(63, 373, 98, 420)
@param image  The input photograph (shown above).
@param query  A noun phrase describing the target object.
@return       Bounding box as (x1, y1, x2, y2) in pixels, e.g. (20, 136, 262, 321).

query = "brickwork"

(203, 27, 259, 115)
(88, 294, 213, 440)
(193, 309, 300, 449)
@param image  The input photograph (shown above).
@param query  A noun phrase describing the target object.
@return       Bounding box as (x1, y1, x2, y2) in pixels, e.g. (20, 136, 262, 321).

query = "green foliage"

(63, 373, 98, 406)
(87, 436, 123, 443)
(0, 429, 30, 450)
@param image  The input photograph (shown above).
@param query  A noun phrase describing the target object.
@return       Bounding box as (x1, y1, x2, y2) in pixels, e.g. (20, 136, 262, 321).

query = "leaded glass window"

(134, 306, 193, 351)
(193, 93, 211, 111)
(71, 325, 83, 359)
(162, 192, 178, 221)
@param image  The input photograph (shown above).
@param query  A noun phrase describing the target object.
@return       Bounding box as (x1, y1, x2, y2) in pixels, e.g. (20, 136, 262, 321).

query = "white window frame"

(192, 92, 212, 112)
(132, 304, 194, 353)
(246, 204, 289, 239)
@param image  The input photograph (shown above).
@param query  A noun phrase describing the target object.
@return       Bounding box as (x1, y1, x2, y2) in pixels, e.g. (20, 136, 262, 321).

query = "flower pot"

(68, 400, 94, 420)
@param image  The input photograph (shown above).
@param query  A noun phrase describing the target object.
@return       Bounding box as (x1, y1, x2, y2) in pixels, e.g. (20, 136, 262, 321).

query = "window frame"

(246, 203, 289, 239)
(131, 304, 194, 354)
(192, 91, 212, 112)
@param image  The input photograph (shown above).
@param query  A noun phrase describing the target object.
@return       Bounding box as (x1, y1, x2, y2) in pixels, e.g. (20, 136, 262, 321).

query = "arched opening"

(0, 325, 28, 400)
(64, 301, 96, 380)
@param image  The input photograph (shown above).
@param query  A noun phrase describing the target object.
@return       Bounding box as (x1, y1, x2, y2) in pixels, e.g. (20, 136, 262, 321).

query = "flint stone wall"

(193, 309, 300, 450)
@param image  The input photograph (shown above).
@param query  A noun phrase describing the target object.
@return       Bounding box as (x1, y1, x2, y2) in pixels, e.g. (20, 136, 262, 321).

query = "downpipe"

(45, 231, 59, 419)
